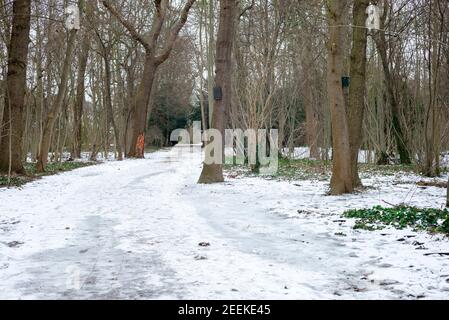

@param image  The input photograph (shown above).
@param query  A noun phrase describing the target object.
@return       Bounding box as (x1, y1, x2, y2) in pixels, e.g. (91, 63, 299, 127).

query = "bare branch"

(100, 0, 150, 51)
(149, 0, 167, 51)
(239, 0, 255, 19)
(154, 0, 196, 65)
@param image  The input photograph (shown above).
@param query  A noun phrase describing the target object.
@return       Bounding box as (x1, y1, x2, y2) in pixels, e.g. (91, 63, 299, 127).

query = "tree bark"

(303, 41, 320, 159)
(348, 0, 369, 187)
(36, 29, 78, 172)
(207, 0, 215, 128)
(375, 0, 411, 165)
(198, 0, 236, 184)
(0, 0, 31, 174)
(327, 0, 353, 195)
(126, 56, 156, 158)
(103, 45, 123, 161)
(424, 0, 443, 177)
(72, 33, 90, 159)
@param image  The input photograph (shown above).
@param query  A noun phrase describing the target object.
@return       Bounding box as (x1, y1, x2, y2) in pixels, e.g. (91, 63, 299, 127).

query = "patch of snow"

(26, 151, 119, 163)
(281, 147, 376, 163)
(441, 152, 449, 167)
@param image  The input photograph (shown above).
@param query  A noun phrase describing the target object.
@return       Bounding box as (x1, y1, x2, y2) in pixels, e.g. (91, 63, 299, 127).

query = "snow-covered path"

(0, 147, 448, 299)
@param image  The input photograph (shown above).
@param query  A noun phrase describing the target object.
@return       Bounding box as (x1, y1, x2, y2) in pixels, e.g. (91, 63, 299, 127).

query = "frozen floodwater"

(1, 147, 448, 299)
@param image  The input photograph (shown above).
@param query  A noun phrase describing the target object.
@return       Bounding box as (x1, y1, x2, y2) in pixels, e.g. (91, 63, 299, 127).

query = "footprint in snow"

(3, 241, 24, 248)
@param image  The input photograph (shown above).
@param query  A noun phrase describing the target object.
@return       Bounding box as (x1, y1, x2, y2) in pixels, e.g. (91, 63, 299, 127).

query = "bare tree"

(348, 0, 369, 187)
(198, 0, 237, 183)
(36, 2, 80, 172)
(327, 0, 353, 195)
(374, 0, 411, 165)
(72, 1, 91, 159)
(0, 0, 31, 174)
(101, 0, 196, 158)
(95, 26, 123, 160)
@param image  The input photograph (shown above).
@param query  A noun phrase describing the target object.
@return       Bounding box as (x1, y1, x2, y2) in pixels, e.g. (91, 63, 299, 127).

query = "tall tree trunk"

(0, 0, 31, 174)
(36, 29, 78, 172)
(348, 0, 369, 187)
(424, 0, 443, 177)
(327, 0, 353, 195)
(197, 4, 207, 134)
(126, 55, 156, 158)
(303, 34, 320, 159)
(375, 0, 411, 165)
(198, 0, 236, 184)
(207, 0, 215, 128)
(103, 45, 123, 160)
(73, 33, 90, 159)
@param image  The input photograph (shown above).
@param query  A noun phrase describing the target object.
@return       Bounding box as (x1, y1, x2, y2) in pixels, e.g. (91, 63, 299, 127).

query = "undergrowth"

(225, 153, 426, 181)
(0, 161, 95, 188)
(343, 205, 449, 236)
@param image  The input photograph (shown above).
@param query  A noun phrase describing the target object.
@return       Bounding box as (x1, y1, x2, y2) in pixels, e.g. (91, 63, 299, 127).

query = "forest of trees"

(0, 0, 448, 198)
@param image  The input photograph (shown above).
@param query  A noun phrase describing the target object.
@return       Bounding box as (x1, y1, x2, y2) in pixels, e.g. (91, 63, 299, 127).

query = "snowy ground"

(1, 147, 448, 299)
(283, 147, 376, 163)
